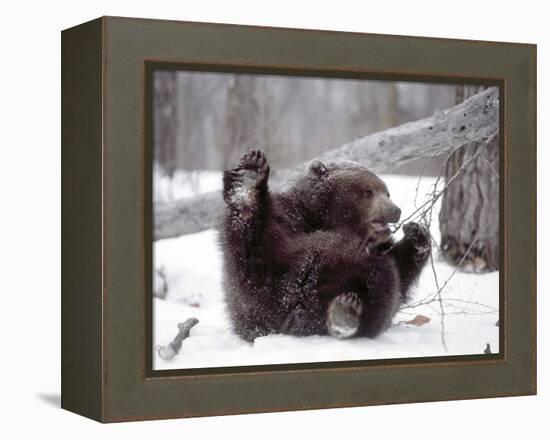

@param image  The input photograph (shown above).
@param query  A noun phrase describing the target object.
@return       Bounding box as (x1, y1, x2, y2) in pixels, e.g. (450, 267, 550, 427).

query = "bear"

(220, 149, 431, 342)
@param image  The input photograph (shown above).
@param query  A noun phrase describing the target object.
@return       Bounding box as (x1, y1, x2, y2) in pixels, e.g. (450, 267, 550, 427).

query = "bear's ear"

(307, 159, 329, 179)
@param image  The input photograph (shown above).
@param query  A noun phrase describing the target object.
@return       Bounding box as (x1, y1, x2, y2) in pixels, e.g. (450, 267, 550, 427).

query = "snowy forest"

(152, 70, 500, 370)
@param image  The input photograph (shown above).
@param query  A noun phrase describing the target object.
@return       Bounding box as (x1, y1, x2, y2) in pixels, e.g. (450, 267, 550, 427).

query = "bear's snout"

(375, 197, 401, 224)
(387, 205, 401, 223)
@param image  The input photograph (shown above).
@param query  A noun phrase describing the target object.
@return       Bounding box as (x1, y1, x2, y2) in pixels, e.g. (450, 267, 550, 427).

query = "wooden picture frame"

(61, 16, 536, 422)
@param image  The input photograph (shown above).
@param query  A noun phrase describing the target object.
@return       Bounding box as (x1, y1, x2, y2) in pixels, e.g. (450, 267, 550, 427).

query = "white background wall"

(0, 0, 546, 437)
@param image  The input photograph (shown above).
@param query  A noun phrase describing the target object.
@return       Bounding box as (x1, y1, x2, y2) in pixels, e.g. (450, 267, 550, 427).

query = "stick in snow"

(155, 317, 199, 360)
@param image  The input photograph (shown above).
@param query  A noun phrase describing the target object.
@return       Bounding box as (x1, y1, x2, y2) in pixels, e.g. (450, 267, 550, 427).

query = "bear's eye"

(365, 190, 373, 199)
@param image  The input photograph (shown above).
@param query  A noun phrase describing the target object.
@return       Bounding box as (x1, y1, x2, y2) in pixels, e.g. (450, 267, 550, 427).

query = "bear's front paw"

(327, 292, 363, 338)
(403, 222, 431, 261)
(237, 149, 270, 190)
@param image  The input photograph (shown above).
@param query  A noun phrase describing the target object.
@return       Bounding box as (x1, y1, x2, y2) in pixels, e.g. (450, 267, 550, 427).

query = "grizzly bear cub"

(220, 150, 430, 342)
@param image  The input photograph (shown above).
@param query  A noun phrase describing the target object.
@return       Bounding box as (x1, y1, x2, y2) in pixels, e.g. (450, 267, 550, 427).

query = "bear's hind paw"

(223, 150, 270, 207)
(237, 149, 270, 190)
(327, 292, 363, 338)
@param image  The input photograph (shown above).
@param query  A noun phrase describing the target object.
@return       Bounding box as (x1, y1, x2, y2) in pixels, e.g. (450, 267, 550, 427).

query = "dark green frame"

(62, 16, 536, 422)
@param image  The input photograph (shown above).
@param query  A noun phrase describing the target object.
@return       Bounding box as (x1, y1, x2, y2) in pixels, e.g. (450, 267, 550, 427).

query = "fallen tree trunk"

(155, 87, 499, 240)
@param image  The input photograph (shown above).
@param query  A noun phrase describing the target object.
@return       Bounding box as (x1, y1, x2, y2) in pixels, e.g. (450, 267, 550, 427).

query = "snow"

(153, 172, 499, 370)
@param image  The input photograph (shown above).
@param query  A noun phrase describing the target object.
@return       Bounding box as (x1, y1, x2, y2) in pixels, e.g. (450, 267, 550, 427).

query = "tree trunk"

(439, 86, 499, 272)
(155, 87, 499, 240)
(380, 83, 399, 129)
(222, 76, 261, 168)
(153, 71, 178, 179)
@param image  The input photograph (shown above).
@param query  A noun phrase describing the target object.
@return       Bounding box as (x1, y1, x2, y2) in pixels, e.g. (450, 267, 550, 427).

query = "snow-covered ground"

(153, 171, 499, 370)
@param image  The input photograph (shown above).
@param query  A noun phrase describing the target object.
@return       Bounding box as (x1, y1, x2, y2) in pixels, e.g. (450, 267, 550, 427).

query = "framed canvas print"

(61, 16, 536, 422)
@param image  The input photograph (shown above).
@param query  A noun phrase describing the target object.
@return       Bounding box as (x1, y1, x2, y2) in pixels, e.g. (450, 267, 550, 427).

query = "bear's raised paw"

(223, 150, 270, 206)
(237, 149, 270, 190)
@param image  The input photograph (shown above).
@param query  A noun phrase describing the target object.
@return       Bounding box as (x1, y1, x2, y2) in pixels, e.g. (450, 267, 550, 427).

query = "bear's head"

(295, 159, 401, 240)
